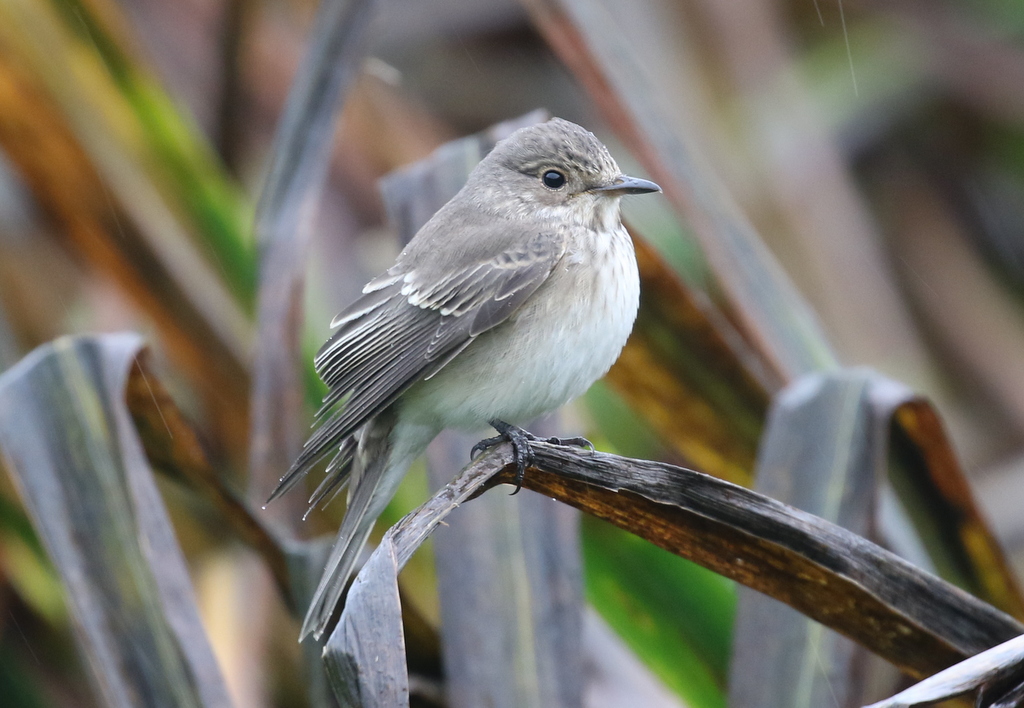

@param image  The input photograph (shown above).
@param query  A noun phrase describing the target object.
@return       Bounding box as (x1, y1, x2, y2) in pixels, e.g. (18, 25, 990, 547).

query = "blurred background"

(1, 0, 1024, 706)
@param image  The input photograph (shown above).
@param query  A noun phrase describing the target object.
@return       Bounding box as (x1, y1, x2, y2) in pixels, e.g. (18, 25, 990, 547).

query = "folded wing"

(267, 227, 567, 505)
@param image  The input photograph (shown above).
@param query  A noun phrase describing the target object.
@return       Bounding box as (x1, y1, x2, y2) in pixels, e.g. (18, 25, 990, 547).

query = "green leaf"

(583, 517, 733, 708)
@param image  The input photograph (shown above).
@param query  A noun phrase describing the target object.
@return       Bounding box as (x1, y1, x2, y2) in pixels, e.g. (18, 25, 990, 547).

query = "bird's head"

(468, 118, 661, 227)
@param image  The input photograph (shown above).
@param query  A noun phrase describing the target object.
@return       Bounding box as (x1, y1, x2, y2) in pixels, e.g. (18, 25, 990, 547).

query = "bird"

(268, 117, 661, 640)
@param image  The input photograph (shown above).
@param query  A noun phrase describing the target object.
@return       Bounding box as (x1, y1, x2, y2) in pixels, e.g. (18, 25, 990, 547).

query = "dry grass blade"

(324, 452, 505, 707)
(248, 0, 379, 508)
(730, 371, 880, 708)
(482, 443, 1022, 679)
(125, 350, 292, 603)
(0, 333, 233, 708)
(327, 439, 1023, 691)
(323, 541, 408, 708)
(522, 0, 836, 380)
(0, 11, 252, 458)
(732, 368, 1024, 706)
(863, 633, 1024, 708)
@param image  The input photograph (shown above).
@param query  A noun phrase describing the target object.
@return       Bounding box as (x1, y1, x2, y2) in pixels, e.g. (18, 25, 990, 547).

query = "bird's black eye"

(542, 170, 566, 189)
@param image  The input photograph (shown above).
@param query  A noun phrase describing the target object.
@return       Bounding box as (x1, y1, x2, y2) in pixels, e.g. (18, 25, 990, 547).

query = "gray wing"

(267, 227, 567, 503)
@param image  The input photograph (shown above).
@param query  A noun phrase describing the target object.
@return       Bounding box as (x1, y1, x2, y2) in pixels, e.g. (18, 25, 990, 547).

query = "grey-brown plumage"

(268, 118, 660, 639)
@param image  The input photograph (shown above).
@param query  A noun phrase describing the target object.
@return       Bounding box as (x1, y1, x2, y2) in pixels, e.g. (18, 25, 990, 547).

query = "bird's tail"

(300, 414, 431, 640)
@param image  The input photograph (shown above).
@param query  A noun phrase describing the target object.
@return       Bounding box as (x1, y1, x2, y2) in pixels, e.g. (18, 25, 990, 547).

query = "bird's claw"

(470, 435, 504, 460)
(470, 421, 594, 495)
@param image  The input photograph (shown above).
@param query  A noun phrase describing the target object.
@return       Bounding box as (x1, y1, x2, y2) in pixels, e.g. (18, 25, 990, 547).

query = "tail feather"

(301, 503, 378, 639)
(299, 415, 432, 640)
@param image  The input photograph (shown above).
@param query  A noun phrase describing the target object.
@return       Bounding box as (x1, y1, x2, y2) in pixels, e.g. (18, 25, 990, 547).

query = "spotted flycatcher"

(269, 117, 661, 639)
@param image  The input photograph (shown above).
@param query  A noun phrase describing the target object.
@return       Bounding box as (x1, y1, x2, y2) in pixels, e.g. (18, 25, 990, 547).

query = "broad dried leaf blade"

(0, 333, 232, 708)
(730, 377, 1021, 705)
(731, 370, 887, 708)
(481, 442, 1023, 678)
(323, 452, 506, 707)
(323, 540, 408, 708)
(876, 381, 1024, 619)
(522, 0, 837, 380)
(249, 0, 379, 509)
(333, 438, 1023, 687)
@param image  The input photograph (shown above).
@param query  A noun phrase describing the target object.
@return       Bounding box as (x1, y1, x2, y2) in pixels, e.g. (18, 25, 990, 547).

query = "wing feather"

(267, 225, 567, 503)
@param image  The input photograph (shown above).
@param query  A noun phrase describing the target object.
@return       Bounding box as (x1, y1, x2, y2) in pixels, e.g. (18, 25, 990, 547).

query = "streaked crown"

(493, 118, 620, 182)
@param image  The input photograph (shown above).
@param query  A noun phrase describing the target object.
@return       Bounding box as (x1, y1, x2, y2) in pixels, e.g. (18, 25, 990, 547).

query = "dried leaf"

(328, 439, 1023, 696)
(731, 371, 891, 708)
(863, 633, 1024, 708)
(249, 0, 379, 510)
(323, 540, 408, 708)
(522, 0, 837, 380)
(483, 442, 1022, 679)
(877, 380, 1024, 618)
(0, 333, 233, 708)
(323, 453, 504, 707)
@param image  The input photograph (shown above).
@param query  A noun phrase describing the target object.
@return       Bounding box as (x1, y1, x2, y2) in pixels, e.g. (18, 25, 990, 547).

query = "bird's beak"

(591, 174, 662, 196)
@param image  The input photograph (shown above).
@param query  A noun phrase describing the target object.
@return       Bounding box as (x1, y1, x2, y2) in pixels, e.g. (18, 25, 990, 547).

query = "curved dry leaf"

(871, 379, 1024, 618)
(323, 540, 409, 708)
(0, 333, 232, 708)
(863, 633, 1024, 708)
(328, 438, 1023, 696)
(487, 442, 1022, 679)
(731, 370, 880, 708)
(248, 0, 379, 511)
(323, 453, 504, 707)
(731, 368, 1024, 707)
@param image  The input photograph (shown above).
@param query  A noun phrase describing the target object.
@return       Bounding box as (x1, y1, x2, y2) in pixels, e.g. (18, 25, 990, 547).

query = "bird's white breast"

(400, 221, 640, 432)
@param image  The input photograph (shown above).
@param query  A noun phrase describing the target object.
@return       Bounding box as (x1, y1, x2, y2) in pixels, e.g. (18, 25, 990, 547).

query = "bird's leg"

(470, 420, 595, 495)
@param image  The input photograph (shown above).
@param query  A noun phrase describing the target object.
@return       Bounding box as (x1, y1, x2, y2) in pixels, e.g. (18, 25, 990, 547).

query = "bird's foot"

(471, 420, 594, 495)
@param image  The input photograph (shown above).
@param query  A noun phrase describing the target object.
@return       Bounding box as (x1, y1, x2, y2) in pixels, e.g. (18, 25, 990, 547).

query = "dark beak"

(591, 174, 662, 196)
